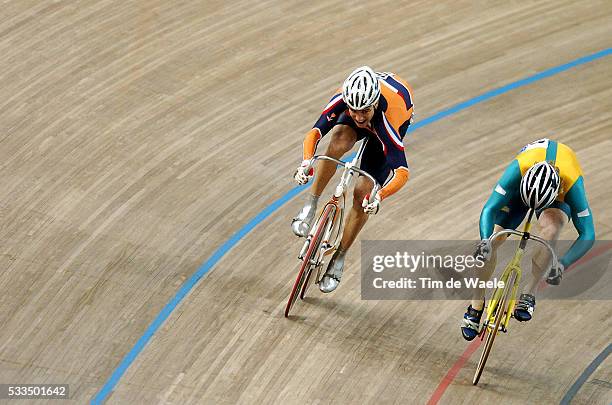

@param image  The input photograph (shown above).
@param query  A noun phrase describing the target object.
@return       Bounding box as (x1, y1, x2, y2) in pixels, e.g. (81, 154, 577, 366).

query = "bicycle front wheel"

(473, 271, 517, 385)
(284, 204, 334, 317)
(300, 208, 335, 300)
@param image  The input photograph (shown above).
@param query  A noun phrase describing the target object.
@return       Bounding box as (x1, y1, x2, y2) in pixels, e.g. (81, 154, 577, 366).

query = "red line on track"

(426, 339, 482, 405)
(426, 242, 612, 404)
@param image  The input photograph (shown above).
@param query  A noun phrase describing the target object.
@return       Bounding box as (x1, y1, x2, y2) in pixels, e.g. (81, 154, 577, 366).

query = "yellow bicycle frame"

(484, 213, 535, 332)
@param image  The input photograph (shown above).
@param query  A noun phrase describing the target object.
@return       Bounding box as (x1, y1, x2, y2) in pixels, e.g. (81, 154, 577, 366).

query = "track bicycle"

(284, 140, 380, 317)
(472, 209, 560, 385)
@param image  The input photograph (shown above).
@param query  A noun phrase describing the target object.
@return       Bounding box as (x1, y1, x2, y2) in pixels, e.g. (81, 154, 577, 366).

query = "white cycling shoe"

(291, 197, 318, 237)
(319, 249, 346, 293)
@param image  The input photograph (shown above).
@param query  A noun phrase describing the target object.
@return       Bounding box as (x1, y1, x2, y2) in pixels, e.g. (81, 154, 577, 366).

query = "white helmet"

(520, 161, 560, 210)
(342, 66, 381, 110)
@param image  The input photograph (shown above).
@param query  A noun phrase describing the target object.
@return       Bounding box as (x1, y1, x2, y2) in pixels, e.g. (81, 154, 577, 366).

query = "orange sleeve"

(302, 128, 322, 160)
(379, 167, 410, 200)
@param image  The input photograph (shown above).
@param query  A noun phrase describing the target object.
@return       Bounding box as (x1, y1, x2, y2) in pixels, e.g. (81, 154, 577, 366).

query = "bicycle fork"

(297, 203, 339, 263)
(483, 250, 523, 334)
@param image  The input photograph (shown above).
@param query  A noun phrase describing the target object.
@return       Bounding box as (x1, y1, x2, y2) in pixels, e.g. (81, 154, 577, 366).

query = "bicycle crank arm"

(298, 238, 311, 260)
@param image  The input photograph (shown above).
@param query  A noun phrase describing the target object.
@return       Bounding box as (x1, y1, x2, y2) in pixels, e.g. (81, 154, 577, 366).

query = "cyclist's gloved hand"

(546, 262, 564, 285)
(362, 192, 382, 215)
(294, 160, 314, 185)
(475, 239, 492, 261)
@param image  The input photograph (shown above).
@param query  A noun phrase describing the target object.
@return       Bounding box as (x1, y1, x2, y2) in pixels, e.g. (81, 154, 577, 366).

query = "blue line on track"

(91, 185, 307, 404)
(560, 344, 612, 405)
(92, 47, 612, 404)
(409, 48, 612, 130)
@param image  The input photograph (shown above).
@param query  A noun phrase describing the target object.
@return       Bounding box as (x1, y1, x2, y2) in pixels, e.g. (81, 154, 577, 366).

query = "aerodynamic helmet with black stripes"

(342, 66, 381, 110)
(520, 161, 560, 210)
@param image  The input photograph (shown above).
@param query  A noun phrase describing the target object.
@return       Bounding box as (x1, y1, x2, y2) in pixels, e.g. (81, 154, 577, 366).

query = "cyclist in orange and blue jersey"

(461, 138, 596, 341)
(292, 66, 414, 293)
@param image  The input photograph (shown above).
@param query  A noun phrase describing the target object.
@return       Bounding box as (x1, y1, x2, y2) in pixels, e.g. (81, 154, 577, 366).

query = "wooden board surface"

(0, 1, 610, 404)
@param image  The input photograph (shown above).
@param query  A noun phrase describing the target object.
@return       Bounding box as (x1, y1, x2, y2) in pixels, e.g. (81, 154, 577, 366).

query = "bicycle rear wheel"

(284, 205, 334, 317)
(473, 272, 517, 385)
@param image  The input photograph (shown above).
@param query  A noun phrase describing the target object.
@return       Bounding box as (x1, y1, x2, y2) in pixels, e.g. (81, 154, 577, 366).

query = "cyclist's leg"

(338, 175, 373, 251)
(463, 195, 528, 339)
(319, 175, 375, 293)
(337, 136, 389, 252)
(470, 226, 508, 310)
(463, 225, 509, 340)
(320, 139, 381, 293)
(514, 203, 569, 321)
(470, 197, 527, 309)
(310, 124, 357, 196)
(524, 204, 570, 295)
(293, 122, 358, 236)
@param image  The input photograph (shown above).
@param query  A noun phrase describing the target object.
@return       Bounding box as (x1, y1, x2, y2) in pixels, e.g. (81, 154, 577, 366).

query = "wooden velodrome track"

(0, 1, 610, 404)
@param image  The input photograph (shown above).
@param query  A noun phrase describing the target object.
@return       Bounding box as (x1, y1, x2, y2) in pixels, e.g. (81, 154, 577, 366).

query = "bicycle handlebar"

(488, 229, 560, 270)
(305, 155, 380, 203)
